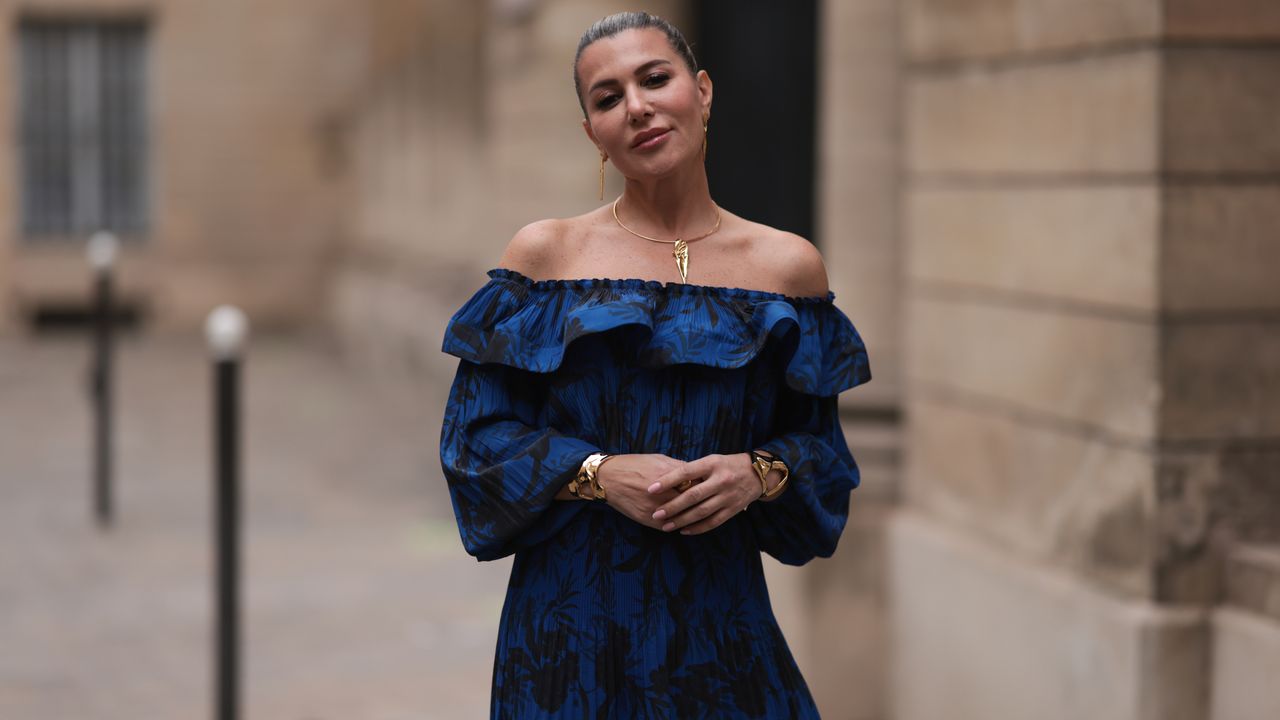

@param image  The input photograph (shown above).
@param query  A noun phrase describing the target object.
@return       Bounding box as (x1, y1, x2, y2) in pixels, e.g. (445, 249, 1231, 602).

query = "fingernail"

(652, 509, 667, 520)
(648, 482, 662, 493)
(662, 522, 675, 532)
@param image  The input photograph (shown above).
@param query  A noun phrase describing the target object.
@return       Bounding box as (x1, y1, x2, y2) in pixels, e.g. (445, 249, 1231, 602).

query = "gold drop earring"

(598, 152, 608, 200)
(702, 114, 709, 159)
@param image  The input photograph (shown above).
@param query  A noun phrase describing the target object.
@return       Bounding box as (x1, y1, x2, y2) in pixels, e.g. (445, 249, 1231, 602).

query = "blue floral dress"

(439, 267, 871, 719)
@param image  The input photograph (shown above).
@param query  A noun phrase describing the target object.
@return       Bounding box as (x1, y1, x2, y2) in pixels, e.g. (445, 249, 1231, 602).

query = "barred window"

(19, 18, 149, 239)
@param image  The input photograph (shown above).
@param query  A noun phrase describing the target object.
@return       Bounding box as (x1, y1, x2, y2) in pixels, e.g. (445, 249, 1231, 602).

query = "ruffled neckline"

(487, 267, 837, 305)
(442, 267, 871, 396)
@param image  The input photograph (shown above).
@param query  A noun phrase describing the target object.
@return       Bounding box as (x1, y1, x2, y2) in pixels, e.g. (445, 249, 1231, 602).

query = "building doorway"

(693, 0, 818, 244)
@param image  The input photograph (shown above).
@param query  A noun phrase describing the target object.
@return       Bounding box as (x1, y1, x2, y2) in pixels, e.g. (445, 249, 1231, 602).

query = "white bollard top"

(86, 231, 119, 271)
(205, 306, 249, 360)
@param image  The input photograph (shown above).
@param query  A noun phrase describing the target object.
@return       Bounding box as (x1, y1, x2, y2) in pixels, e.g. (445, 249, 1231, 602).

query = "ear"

(582, 117, 605, 157)
(696, 69, 713, 118)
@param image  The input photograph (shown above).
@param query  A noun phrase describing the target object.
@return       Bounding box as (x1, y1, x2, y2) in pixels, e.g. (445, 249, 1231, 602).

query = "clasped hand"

(599, 453, 759, 535)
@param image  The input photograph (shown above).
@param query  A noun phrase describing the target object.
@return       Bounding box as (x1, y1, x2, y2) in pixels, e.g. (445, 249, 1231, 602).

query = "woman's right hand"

(597, 454, 686, 530)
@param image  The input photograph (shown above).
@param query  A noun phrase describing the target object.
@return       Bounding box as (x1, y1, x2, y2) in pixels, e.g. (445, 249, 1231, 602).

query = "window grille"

(19, 18, 149, 239)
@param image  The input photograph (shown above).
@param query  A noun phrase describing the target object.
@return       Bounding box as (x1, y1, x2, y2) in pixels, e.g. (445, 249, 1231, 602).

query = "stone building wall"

(0, 0, 372, 332)
(894, 1, 1280, 718)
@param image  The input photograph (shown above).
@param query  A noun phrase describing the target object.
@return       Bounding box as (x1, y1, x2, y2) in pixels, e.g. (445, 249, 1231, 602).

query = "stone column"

(790, 1, 902, 718)
(894, 1, 1280, 719)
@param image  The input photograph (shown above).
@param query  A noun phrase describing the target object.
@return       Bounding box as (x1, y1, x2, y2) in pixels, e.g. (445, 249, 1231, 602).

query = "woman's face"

(577, 28, 712, 181)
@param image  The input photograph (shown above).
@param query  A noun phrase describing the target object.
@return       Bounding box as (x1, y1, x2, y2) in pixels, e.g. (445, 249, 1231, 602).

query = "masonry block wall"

(893, 1, 1280, 718)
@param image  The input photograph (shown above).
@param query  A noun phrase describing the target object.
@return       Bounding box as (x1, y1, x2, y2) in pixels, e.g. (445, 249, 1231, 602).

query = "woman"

(439, 12, 870, 718)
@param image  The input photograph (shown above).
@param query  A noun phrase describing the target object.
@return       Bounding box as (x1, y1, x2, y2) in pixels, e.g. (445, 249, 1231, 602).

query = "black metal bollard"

(87, 231, 118, 529)
(206, 306, 248, 720)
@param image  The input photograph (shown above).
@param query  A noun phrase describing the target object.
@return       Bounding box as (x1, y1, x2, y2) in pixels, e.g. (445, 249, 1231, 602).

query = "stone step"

(1225, 542, 1280, 623)
(841, 414, 902, 503)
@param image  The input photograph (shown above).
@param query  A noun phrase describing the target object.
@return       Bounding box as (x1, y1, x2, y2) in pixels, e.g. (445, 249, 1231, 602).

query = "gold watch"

(569, 452, 613, 500)
(749, 449, 790, 499)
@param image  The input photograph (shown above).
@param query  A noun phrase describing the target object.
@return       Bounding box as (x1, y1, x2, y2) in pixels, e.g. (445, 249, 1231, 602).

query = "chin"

(620, 147, 698, 179)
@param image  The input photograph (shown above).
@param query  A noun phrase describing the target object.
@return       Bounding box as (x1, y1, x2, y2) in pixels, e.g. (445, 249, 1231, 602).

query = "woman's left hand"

(646, 453, 759, 535)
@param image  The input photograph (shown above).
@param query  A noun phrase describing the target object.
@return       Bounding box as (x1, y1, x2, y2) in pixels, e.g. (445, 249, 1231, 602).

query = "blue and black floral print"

(440, 267, 871, 718)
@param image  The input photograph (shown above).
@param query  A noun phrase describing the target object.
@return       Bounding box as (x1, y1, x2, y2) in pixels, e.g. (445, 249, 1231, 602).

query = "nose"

(624, 86, 653, 124)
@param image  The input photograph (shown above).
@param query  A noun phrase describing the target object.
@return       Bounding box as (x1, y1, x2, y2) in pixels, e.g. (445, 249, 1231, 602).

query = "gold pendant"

(673, 239, 689, 282)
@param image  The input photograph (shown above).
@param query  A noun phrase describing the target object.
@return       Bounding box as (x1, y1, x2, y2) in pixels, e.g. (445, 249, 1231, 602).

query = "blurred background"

(1, 0, 1278, 718)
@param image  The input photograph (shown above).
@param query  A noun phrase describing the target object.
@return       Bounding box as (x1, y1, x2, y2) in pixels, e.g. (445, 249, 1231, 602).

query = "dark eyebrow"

(587, 59, 673, 96)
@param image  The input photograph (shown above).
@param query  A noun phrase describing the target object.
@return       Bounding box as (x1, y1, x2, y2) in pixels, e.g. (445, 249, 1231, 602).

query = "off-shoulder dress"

(439, 267, 871, 719)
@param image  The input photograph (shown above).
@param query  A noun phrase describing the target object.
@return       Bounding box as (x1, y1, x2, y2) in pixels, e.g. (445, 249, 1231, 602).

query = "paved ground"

(0, 335, 510, 719)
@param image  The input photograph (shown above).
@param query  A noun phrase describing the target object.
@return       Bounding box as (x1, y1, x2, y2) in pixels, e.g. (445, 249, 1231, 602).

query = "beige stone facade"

(3, 1, 1277, 718)
(0, 0, 371, 331)
(897, 0, 1280, 718)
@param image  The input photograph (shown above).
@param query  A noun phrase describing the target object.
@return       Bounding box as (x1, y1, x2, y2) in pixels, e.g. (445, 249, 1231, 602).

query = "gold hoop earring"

(599, 152, 607, 200)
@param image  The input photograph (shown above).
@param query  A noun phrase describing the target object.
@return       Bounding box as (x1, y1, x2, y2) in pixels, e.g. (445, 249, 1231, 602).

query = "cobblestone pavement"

(0, 335, 509, 719)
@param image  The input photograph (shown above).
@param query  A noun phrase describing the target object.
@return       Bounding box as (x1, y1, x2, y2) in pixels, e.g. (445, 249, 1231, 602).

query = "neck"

(617, 157, 715, 237)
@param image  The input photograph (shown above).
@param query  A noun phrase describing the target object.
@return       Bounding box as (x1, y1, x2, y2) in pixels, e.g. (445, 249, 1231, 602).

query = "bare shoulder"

(497, 211, 605, 279)
(776, 230, 829, 296)
(737, 218, 830, 297)
(496, 218, 570, 279)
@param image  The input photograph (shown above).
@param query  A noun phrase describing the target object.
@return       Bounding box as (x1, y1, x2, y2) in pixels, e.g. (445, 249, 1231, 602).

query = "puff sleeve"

(750, 386, 862, 565)
(747, 302, 871, 566)
(439, 358, 600, 561)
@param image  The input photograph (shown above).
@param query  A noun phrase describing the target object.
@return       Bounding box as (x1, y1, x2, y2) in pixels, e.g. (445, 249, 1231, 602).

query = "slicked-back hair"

(573, 12, 699, 115)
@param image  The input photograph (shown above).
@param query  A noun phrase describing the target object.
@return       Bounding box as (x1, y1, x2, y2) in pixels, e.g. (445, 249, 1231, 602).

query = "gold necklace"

(611, 196, 722, 283)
